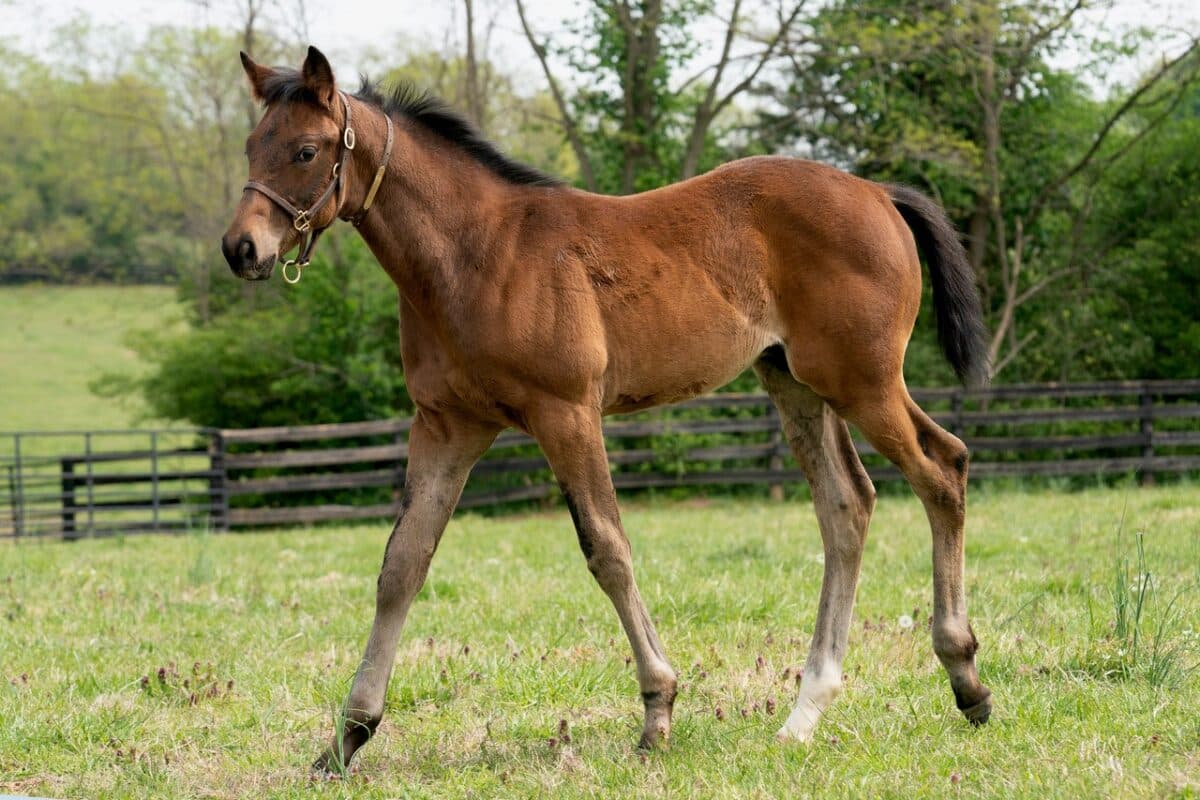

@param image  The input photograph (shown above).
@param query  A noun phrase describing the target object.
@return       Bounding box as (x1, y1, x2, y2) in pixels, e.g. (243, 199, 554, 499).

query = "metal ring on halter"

(281, 259, 305, 284)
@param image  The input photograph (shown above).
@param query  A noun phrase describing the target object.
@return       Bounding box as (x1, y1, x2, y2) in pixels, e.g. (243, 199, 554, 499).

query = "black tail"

(886, 184, 990, 387)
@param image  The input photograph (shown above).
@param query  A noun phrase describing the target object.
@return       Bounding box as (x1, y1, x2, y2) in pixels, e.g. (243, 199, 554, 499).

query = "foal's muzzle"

(221, 232, 274, 280)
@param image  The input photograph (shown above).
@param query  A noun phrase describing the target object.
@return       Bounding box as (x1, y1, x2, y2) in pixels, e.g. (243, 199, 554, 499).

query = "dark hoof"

(959, 690, 993, 726)
(312, 747, 352, 778)
(637, 685, 676, 752)
(637, 723, 672, 753)
(313, 718, 374, 776)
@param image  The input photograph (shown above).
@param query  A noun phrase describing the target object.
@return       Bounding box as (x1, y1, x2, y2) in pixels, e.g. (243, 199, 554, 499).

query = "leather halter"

(243, 90, 394, 284)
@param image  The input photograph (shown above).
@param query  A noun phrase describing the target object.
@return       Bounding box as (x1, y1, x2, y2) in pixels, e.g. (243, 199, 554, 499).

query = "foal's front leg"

(532, 404, 678, 749)
(314, 410, 498, 774)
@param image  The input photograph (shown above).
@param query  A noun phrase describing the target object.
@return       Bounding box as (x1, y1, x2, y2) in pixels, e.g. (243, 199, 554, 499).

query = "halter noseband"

(243, 90, 394, 284)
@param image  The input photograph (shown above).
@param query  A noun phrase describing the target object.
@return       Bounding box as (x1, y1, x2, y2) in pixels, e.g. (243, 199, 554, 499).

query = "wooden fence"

(2, 380, 1199, 539)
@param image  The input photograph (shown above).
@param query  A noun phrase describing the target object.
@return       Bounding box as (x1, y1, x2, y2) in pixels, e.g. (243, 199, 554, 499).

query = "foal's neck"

(344, 100, 533, 311)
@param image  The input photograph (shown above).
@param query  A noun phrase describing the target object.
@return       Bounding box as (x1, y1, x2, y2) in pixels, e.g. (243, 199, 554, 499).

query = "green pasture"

(1, 486, 1197, 798)
(0, 285, 180, 432)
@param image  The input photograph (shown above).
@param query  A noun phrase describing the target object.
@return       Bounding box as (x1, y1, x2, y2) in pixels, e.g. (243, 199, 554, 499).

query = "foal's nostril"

(222, 234, 259, 274)
(237, 237, 256, 268)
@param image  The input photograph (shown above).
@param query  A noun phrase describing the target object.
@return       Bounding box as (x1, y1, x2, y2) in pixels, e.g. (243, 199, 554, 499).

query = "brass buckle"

(293, 211, 312, 233)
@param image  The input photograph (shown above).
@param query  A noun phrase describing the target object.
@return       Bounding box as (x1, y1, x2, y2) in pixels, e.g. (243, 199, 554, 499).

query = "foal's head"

(222, 47, 348, 280)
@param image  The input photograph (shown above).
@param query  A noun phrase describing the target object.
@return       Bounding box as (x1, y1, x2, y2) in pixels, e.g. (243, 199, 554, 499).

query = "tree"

(0, 36, 186, 283)
(764, 0, 1199, 379)
(0, 11, 306, 294)
(518, 0, 805, 193)
(95, 235, 411, 428)
(370, 44, 576, 181)
(1071, 70, 1200, 379)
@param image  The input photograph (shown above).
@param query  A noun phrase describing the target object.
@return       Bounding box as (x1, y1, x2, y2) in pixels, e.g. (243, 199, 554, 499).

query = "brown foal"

(222, 48, 993, 773)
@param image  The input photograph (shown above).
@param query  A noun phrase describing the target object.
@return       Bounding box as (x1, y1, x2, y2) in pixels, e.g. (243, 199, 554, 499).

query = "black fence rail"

(1, 430, 214, 539)
(2, 380, 1199, 539)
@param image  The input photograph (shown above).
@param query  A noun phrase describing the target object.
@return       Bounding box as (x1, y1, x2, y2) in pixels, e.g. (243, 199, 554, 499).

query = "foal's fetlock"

(941, 659, 992, 727)
(932, 625, 991, 725)
(313, 709, 380, 776)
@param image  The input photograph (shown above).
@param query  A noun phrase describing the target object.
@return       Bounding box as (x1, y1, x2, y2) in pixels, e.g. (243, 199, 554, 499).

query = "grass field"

(1, 485, 1198, 798)
(0, 285, 181, 431)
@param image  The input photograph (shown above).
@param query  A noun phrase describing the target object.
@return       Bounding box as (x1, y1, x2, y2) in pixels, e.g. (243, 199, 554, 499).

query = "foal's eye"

(295, 146, 318, 164)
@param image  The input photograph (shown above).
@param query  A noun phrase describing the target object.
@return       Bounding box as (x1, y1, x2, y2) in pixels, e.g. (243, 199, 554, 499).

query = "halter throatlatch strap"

(349, 113, 393, 227)
(243, 90, 391, 284)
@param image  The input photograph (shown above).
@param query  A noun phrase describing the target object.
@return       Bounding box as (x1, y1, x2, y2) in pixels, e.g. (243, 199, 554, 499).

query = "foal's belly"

(600, 301, 776, 414)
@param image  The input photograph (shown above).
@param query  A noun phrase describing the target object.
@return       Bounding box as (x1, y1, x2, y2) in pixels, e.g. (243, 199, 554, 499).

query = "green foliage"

(0, 22, 288, 286)
(761, 0, 1200, 384)
(559, 0, 734, 193)
(97, 235, 410, 429)
(0, 49, 186, 282)
(1084, 84, 1200, 379)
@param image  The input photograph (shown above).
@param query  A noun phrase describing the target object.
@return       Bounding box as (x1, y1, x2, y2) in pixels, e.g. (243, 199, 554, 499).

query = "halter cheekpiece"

(243, 90, 394, 284)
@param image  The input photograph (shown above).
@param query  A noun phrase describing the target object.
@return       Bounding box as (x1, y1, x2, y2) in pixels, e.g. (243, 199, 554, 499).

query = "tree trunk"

(614, 0, 663, 194)
(463, 0, 486, 132)
(241, 0, 262, 131)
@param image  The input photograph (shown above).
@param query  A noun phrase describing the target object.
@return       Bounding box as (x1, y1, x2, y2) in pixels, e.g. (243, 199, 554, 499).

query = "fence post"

(150, 432, 160, 533)
(950, 389, 964, 438)
(767, 404, 784, 502)
(5, 465, 15, 539)
(209, 431, 230, 531)
(1139, 386, 1155, 486)
(60, 458, 78, 540)
(10, 435, 24, 539)
(84, 433, 95, 537)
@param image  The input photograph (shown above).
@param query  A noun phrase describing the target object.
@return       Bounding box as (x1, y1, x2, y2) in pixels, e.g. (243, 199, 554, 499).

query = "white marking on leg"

(776, 666, 841, 742)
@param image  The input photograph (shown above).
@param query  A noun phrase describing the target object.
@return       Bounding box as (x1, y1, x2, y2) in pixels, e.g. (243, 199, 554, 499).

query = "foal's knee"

(942, 440, 970, 498)
(571, 512, 635, 590)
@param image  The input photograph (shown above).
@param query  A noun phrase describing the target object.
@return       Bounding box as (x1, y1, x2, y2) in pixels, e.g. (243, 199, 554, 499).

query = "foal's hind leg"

(314, 410, 499, 774)
(842, 384, 992, 726)
(530, 403, 678, 749)
(755, 351, 876, 742)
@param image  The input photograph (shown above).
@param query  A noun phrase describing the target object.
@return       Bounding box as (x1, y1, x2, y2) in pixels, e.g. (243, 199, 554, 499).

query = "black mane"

(256, 68, 562, 188)
(357, 79, 562, 187)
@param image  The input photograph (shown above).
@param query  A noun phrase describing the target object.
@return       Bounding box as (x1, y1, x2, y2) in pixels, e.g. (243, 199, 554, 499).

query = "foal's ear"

(301, 45, 337, 107)
(239, 51, 273, 103)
